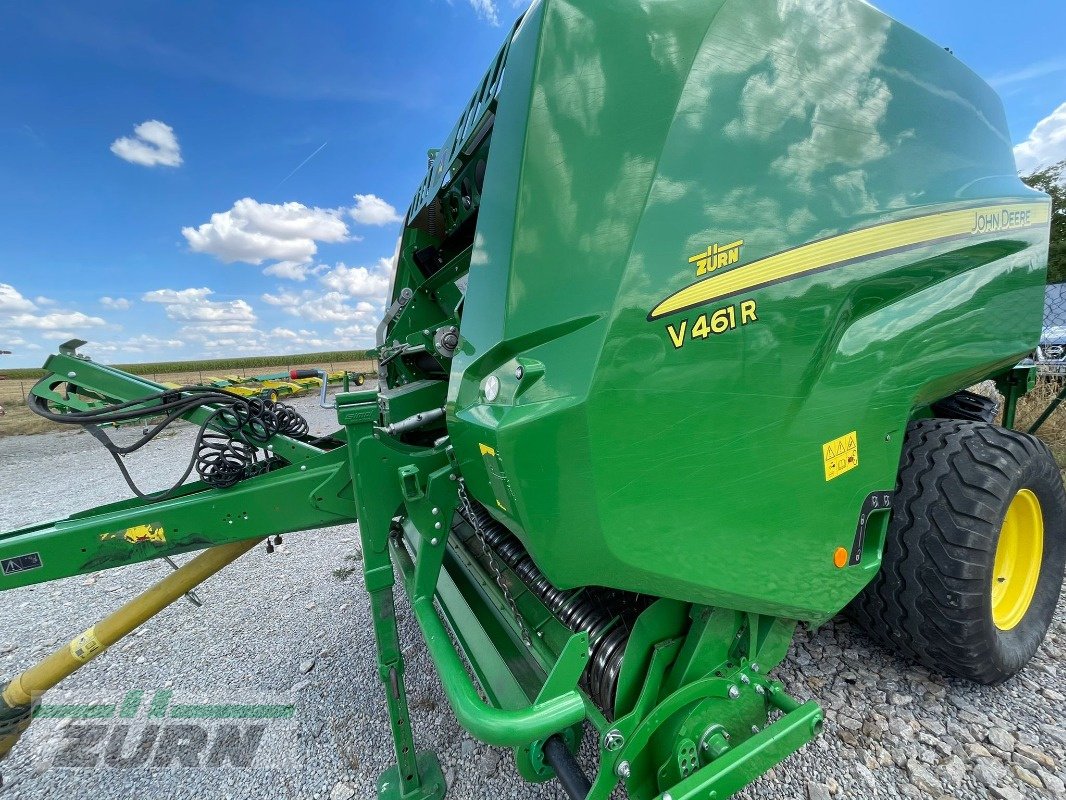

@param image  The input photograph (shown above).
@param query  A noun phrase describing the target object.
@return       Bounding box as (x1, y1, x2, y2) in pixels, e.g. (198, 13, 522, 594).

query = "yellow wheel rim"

(991, 488, 1044, 631)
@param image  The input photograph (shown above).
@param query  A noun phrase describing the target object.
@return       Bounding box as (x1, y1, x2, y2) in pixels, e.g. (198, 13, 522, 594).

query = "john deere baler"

(2, 1, 1063, 798)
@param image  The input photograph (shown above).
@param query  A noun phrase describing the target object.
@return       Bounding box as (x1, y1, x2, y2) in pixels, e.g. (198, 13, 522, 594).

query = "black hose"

(29, 383, 308, 498)
(543, 735, 591, 799)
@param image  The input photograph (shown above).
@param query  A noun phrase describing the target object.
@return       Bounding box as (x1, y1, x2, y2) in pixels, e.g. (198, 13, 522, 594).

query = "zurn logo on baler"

(688, 239, 744, 276)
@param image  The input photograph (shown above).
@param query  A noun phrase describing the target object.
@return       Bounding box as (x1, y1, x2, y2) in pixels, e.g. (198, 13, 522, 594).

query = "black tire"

(849, 419, 1066, 684)
(930, 389, 999, 423)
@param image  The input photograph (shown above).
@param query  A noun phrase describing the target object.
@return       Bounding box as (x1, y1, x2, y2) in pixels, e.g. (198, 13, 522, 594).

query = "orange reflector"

(833, 547, 849, 569)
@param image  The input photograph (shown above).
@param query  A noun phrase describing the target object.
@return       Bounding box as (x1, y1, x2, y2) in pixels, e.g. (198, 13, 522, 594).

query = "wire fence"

(1037, 283, 1066, 373)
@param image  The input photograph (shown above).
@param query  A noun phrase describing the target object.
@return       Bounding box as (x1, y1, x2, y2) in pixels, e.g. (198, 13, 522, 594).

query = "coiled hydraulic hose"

(29, 385, 308, 498)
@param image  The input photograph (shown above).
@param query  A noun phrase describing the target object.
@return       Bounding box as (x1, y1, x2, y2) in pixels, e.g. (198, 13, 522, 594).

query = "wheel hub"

(992, 488, 1044, 631)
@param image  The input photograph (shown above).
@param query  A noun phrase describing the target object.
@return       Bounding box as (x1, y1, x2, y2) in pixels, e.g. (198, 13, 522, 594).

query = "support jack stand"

(377, 750, 446, 800)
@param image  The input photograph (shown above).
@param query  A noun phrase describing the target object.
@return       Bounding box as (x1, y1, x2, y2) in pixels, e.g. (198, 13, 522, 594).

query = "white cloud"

(181, 321, 259, 339)
(168, 321, 369, 355)
(165, 299, 256, 323)
(990, 58, 1066, 91)
(262, 260, 325, 282)
(142, 287, 257, 342)
(182, 198, 351, 265)
(6, 311, 107, 330)
(0, 332, 42, 352)
(0, 283, 107, 331)
(110, 120, 183, 167)
(86, 335, 184, 354)
(266, 327, 335, 350)
(262, 289, 378, 324)
(142, 287, 214, 304)
(260, 290, 303, 308)
(319, 258, 392, 300)
(99, 296, 133, 310)
(0, 284, 36, 314)
(260, 255, 391, 335)
(349, 194, 403, 226)
(333, 322, 377, 342)
(1015, 102, 1066, 174)
(182, 194, 400, 281)
(467, 0, 500, 26)
(35, 296, 57, 306)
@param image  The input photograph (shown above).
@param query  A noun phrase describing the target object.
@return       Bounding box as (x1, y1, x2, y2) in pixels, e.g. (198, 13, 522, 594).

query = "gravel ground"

(0, 394, 1062, 800)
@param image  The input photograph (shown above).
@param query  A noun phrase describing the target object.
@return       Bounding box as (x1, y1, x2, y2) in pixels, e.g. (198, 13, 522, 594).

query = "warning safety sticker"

(823, 431, 859, 481)
(69, 626, 105, 663)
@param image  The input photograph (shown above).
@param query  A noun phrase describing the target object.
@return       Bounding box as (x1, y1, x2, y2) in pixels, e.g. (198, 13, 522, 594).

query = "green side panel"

(407, 0, 1055, 622)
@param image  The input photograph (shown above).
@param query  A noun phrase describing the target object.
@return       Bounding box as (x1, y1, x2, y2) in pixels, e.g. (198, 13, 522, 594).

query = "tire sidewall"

(983, 452, 1066, 678)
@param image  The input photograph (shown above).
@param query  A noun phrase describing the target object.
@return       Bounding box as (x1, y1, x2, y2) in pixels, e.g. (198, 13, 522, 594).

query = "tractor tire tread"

(847, 418, 1066, 684)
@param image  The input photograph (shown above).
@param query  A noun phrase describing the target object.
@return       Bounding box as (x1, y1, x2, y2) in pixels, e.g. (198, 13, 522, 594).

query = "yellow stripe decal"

(649, 202, 1050, 320)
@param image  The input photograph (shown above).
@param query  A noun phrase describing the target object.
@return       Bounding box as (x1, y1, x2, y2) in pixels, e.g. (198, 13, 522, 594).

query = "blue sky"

(0, 0, 1064, 367)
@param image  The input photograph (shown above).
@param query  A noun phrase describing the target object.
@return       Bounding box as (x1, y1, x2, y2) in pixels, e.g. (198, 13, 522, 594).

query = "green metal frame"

(997, 365, 1038, 429)
(0, 352, 822, 799)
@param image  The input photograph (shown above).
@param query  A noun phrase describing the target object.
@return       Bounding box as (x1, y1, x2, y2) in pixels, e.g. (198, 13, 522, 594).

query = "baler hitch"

(0, 538, 260, 762)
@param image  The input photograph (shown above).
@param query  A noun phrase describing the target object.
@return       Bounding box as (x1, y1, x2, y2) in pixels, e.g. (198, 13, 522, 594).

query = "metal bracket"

(58, 339, 88, 357)
(376, 287, 415, 348)
(849, 490, 894, 566)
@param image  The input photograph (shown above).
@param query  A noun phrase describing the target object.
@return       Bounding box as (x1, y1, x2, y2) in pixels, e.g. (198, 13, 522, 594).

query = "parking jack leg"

(366, 567, 444, 800)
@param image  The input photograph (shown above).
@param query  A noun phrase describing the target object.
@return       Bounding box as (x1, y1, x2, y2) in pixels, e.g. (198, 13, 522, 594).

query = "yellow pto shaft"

(0, 538, 260, 760)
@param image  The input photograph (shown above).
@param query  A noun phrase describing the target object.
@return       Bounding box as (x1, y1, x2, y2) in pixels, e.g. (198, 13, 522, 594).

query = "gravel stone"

(989, 788, 1024, 800)
(328, 782, 355, 800)
(1014, 743, 1055, 770)
(478, 749, 502, 777)
(973, 759, 1006, 787)
(905, 759, 941, 794)
(1011, 764, 1043, 791)
(1038, 767, 1065, 795)
(0, 393, 1063, 800)
(986, 728, 1015, 753)
(937, 755, 968, 787)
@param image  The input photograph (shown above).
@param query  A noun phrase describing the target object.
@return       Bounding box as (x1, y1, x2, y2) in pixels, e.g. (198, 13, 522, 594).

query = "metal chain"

(457, 480, 532, 646)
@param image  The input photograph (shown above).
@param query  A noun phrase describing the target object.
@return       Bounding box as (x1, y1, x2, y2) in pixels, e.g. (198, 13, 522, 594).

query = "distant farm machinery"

(178, 368, 370, 403)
